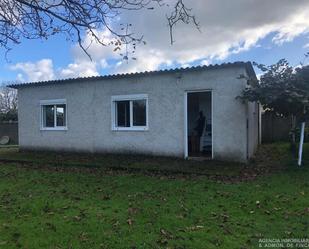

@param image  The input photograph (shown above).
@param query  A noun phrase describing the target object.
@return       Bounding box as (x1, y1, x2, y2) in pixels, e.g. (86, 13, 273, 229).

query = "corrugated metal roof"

(8, 61, 255, 88)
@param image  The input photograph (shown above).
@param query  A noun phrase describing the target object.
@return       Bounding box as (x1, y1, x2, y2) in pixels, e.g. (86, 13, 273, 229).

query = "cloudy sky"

(1, 0, 309, 83)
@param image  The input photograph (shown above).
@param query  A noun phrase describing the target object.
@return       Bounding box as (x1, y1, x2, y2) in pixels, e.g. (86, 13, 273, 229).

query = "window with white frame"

(40, 99, 67, 130)
(112, 94, 148, 131)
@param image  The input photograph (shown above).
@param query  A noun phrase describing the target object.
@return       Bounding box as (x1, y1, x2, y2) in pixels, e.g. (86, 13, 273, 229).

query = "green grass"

(0, 144, 308, 248)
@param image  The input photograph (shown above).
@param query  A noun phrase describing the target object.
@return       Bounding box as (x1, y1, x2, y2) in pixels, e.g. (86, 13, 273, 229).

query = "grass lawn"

(0, 144, 308, 248)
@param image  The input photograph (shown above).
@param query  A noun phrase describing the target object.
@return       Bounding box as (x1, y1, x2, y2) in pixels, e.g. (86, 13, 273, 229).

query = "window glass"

(43, 105, 54, 127)
(56, 105, 66, 127)
(116, 101, 130, 127)
(133, 99, 146, 126)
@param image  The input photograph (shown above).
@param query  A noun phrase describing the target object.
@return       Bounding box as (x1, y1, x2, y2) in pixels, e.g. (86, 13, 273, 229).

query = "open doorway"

(187, 91, 212, 158)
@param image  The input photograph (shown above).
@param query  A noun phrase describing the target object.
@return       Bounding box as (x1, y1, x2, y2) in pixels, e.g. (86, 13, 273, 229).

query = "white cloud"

(16, 73, 24, 82)
(272, 10, 309, 45)
(68, 0, 309, 74)
(181, 63, 191, 68)
(10, 59, 100, 82)
(59, 60, 99, 78)
(201, 60, 210, 66)
(100, 59, 108, 69)
(10, 0, 309, 81)
(10, 59, 55, 82)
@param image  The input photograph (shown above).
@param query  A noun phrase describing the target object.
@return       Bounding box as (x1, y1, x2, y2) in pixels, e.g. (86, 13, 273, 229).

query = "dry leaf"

(127, 218, 133, 226)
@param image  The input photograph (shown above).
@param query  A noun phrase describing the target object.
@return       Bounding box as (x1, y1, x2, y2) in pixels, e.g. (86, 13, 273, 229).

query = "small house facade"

(10, 62, 260, 162)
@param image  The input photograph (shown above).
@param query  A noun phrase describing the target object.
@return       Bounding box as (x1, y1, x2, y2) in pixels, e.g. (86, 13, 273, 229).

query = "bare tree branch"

(0, 84, 17, 113)
(166, 0, 200, 45)
(0, 0, 199, 60)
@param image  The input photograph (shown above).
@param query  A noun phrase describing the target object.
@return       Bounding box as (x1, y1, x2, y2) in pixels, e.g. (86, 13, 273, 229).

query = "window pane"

(43, 105, 54, 127)
(56, 104, 66, 127)
(133, 99, 146, 126)
(116, 101, 130, 127)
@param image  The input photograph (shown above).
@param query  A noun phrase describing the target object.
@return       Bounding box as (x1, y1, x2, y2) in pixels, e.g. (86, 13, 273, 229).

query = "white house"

(10, 62, 260, 162)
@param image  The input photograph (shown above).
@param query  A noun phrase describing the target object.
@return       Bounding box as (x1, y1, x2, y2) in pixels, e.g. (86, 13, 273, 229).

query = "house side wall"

(247, 101, 259, 158)
(18, 67, 249, 162)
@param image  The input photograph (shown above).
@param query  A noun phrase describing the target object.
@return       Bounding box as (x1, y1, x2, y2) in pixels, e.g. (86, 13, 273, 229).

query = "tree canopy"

(0, 85, 17, 121)
(240, 59, 309, 118)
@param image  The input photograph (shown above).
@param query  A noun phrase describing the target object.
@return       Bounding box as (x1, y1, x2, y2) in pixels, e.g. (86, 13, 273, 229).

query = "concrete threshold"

(188, 156, 212, 161)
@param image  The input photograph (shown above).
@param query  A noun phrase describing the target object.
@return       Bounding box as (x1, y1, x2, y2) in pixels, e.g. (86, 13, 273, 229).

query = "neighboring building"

(9, 62, 260, 162)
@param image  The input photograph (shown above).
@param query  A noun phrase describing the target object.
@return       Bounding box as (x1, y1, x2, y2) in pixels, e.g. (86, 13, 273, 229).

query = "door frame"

(184, 90, 213, 159)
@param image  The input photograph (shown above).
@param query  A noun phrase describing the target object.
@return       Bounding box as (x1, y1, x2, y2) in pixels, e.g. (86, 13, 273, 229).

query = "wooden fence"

(0, 121, 18, 144)
(262, 112, 291, 143)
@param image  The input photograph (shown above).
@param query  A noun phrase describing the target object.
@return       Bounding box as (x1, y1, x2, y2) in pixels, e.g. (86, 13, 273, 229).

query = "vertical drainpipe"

(246, 101, 249, 161)
(246, 117, 249, 161)
(258, 102, 262, 145)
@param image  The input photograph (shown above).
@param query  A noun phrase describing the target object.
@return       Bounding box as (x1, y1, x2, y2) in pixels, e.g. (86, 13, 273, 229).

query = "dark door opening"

(187, 91, 212, 158)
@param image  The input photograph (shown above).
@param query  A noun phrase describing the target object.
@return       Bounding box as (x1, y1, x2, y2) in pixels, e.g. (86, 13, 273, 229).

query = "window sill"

(112, 127, 148, 132)
(40, 127, 68, 131)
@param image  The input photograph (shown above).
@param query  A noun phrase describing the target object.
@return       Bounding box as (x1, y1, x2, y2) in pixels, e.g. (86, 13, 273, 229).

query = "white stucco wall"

(248, 101, 260, 158)
(17, 66, 257, 162)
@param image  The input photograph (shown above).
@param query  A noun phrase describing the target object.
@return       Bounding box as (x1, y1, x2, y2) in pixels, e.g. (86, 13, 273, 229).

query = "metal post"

(298, 122, 305, 166)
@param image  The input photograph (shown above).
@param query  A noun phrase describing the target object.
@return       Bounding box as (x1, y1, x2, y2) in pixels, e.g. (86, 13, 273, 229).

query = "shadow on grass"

(0, 143, 304, 181)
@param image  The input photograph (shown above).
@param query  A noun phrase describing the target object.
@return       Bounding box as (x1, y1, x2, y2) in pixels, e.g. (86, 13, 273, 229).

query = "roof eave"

(8, 61, 256, 89)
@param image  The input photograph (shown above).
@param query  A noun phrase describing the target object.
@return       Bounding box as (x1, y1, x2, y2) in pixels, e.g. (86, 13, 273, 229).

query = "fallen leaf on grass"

(211, 212, 217, 217)
(186, 225, 204, 231)
(157, 238, 168, 246)
(96, 213, 103, 218)
(127, 218, 133, 226)
(251, 233, 263, 239)
(128, 207, 139, 215)
(73, 216, 81, 221)
(220, 213, 229, 222)
(113, 221, 120, 227)
(79, 232, 88, 242)
(160, 229, 174, 238)
(176, 214, 184, 219)
(180, 204, 188, 212)
(294, 207, 309, 216)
